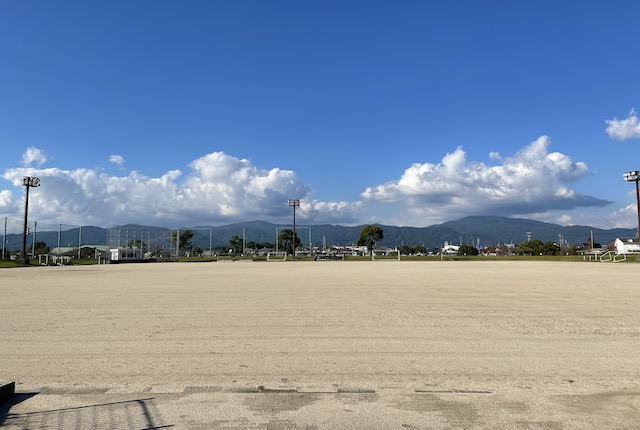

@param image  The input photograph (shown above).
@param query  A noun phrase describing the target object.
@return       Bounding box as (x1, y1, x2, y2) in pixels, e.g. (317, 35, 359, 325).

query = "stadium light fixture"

(22, 176, 41, 264)
(624, 170, 640, 239)
(288, 199, 300, 258)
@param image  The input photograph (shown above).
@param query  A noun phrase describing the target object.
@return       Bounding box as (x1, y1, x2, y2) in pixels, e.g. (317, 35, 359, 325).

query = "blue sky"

(2, 1, 640, 230)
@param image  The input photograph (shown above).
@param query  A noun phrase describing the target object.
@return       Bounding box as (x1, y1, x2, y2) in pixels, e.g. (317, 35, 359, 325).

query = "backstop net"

(107, 227, 176, 259)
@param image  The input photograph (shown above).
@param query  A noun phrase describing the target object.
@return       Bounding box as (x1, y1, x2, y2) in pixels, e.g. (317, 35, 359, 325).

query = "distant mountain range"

(2, 216, 635, 250)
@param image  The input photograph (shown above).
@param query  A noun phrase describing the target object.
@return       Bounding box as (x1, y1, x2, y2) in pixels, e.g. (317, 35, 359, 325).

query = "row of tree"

(514, 239, 562, 256)
(157, 230, 607, 257)
(458, 240, 567, 256)
(3, 241, 51, 258)
(169, 229, 303, 256)
(171, 226, 383, 256)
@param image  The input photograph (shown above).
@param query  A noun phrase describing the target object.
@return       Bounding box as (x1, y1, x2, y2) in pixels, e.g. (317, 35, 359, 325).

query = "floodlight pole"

(288, 199, 300, 258)
(21, 176, 41, 264)
(635, 177, 640, 239)
(624, 171, 640, 239)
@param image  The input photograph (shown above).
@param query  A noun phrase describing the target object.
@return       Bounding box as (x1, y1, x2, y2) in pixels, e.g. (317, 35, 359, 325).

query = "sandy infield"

(1, 260, 639, 429)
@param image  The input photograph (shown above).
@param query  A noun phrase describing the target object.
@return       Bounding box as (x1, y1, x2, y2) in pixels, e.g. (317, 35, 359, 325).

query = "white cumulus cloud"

(21, 147, 47, 167)
(606, 204, 639, 229)
(0, 151, 357, 227)
(0, 189, 12, 207)
(605, 109, 640, 140)
(301, 200, 363, 224)
(109, 155, 125, 166)
(0, 139, 614, 228)
(361, 136, 610, 223)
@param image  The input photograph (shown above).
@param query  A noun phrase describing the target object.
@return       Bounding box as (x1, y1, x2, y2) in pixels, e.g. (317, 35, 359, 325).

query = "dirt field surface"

(1, 260, 639, 429)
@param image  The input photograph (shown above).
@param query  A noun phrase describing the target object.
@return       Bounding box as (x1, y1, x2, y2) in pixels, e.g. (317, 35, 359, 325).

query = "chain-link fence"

(1, 217, 23, 259)
(106, 227, 176, 259)
(1, 217, 313, 261)
(105, 227, 226, 259)
(2, 217, 96, 261)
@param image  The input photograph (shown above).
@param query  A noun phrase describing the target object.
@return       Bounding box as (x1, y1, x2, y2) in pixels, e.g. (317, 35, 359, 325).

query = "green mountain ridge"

(2, 216, 634, 250)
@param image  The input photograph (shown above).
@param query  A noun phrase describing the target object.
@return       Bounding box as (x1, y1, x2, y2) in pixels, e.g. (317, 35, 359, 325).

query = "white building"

(614, 238, 640, 254)
(110, 247, 144, 262)
(442, 242, 460, 255)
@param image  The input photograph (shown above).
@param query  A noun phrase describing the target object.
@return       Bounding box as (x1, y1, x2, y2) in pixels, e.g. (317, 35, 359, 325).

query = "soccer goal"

(267, 251, 288, 261)
(599, 251, 627, 262)
(371, 249, 401, 261)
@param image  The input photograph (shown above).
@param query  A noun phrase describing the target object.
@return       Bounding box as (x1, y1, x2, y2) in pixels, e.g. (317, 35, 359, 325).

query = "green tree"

(229, 235, 243, 254)
(398, 244, 428, 255)
(127, 239, 145, 250)
(31, 241, 50, 255)
(459, 244, 479, 255)
(171, 230, 194, 255)
(278, 229, 300, 255)
(541, 241, 561, 255)
(355, 225, 384, 250)
(516, 239, 544, 255)
(414, 245, 427, 255)
(399, 245, 412, 255)
(247, 240, 274, 251)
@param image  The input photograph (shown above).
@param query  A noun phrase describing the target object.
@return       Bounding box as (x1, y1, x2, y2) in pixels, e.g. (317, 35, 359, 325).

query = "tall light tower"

(623, 170, 640, 238)
(22, 176, 41, 264)
(288, 199, 300, 258)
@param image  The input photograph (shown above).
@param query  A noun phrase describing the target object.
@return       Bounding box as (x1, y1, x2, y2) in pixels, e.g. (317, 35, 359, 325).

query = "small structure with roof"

(613, 237, 640, 254)
(110, 247, 144, 263)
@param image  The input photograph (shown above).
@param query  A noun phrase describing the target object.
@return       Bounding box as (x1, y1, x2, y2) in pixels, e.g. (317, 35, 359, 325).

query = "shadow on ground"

(1, 392, 39, 425)
(1, 395, 172, 430)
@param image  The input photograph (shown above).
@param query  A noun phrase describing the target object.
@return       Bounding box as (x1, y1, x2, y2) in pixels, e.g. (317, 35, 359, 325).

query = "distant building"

(49, 245, 109, 260)
(614, 238, 640, 254)
(110, 247, 144, 262)
(441, 242, 460, 255)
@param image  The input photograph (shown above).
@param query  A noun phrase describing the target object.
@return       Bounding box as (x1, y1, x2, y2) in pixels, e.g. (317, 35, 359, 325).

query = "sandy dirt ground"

(1, 260, 639, 429)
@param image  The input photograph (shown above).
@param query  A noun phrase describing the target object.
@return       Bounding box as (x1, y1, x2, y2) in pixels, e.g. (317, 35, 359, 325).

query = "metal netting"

(107, 227, 176, 259)
(1, 218, 86, 260)
(1, 217, 23, 259)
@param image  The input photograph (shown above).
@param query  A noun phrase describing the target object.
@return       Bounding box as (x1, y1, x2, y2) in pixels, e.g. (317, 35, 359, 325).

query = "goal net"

(267, 251, 288, 261)
(371, 249, 401, 261)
